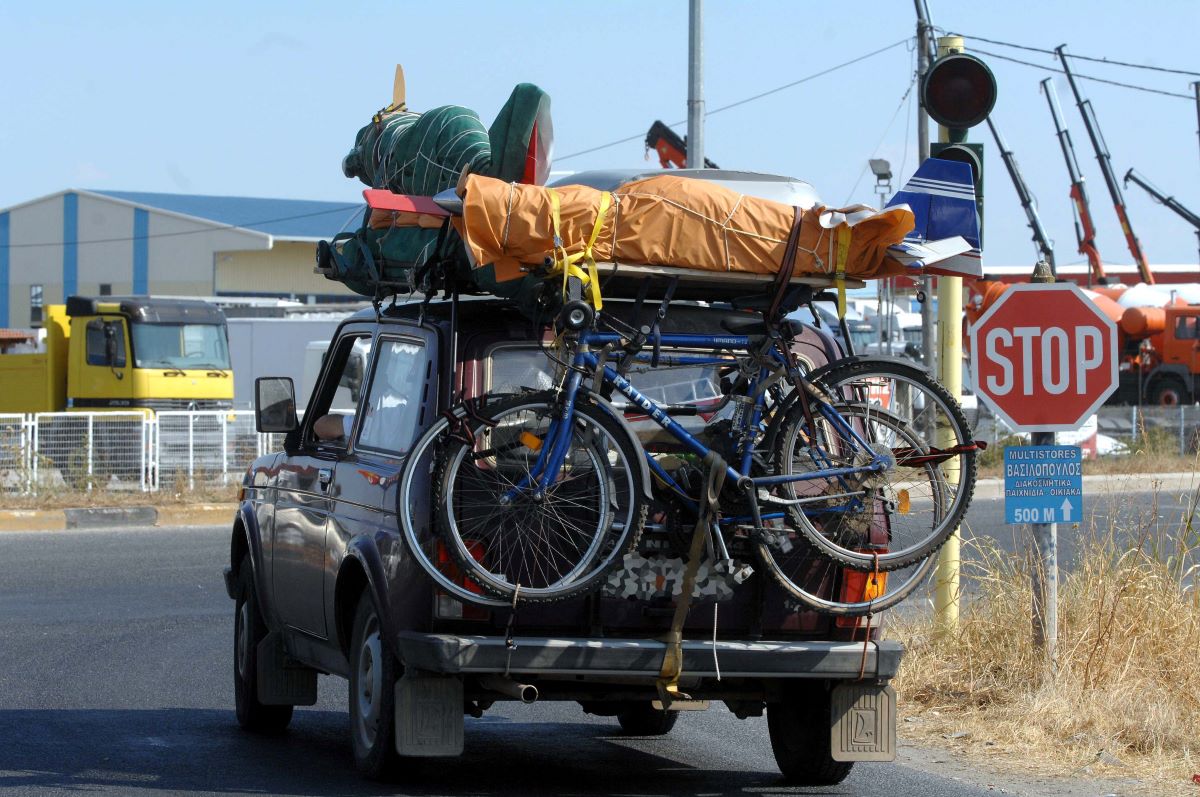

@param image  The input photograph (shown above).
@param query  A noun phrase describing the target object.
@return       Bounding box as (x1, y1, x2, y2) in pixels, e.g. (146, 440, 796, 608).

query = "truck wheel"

(1150, 376, 1188, 406)
(616, 703, 679, 736)
(234, 556, 293, 732)
(348, 594, 401, 780)
(767, 685, 852, 786)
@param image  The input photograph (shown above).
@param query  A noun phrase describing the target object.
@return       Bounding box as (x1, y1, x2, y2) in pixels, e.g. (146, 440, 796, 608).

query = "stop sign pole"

(1029, 264, 1060, 674)
(969, 263, 1119, 673)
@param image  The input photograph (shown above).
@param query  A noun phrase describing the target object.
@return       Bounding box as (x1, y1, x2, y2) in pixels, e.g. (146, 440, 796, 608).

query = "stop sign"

(969, 283, 1118, 432)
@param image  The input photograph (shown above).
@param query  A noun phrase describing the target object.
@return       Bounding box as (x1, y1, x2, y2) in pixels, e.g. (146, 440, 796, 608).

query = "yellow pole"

(933, 34, 967, 635)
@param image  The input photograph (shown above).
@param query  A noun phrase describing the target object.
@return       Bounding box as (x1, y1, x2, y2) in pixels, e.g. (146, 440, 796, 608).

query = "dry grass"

(892, 489, 1200, 794)
(0, 476, 237, 510)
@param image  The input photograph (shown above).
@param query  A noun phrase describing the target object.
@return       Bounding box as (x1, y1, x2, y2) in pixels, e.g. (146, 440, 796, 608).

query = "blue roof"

(91, 190, 364, 240)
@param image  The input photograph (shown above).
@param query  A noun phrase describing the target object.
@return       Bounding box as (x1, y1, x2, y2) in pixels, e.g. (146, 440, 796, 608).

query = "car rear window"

(487, 345, 722, 408)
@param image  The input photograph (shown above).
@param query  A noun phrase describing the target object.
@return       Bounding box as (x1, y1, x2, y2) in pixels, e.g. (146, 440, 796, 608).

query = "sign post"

(970, 264, 1118, 671)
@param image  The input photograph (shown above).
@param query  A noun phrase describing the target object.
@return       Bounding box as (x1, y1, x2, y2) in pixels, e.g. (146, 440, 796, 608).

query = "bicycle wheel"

(437, 392, 648, 602)
(752, 517, 938, 616)
(398, 413, 509, 609)
(771, 359, 975, 571)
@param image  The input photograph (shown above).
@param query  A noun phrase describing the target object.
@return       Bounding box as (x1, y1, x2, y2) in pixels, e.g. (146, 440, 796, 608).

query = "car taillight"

(435, 540, 489, 621)
(835, 567, 888, 629)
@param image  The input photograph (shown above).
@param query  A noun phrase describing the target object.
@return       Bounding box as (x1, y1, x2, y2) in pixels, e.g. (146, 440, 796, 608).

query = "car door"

(271, 330, 372, 638)
(325, 329, 439, 640)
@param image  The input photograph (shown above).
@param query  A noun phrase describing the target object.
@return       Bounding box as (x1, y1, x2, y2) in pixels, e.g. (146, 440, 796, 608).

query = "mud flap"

(394, 672, 463, 757)
(256, 632, 318, 706)
(830, 683, 896, 762)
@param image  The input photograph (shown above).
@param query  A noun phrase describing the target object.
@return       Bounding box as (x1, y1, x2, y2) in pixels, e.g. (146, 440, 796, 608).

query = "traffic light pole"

(915, 1, 936, 378)
(932, 34, 965, 635)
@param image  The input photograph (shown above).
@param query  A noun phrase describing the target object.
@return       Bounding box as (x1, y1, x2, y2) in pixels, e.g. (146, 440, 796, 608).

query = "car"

(223, 295, 904, 784)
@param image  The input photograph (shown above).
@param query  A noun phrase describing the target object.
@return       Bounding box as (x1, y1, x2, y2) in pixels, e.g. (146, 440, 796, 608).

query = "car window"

(488, 345, 722, 407)
(305, 333, 372, 448)
(356, 338, 427, 455)
(1176, 316, 1198, 340)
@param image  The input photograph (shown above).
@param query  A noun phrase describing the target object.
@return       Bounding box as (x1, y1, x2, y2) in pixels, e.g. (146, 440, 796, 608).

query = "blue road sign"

(1004, 445, 1083, 525)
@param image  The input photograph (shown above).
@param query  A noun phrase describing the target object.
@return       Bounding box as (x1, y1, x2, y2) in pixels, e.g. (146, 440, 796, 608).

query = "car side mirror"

(256, 377, 298, 433)
(103, 322, 126, 367)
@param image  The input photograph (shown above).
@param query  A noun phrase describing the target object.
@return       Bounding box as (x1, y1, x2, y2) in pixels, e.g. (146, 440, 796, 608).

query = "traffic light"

(932, 142, 984, 246)
(922, 47, 996, 243)
(921, 53, 997, 143)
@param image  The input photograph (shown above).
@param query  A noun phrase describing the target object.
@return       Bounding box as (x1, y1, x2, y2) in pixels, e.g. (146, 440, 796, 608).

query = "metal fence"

(1099, 405, 1200, 456)
(0, 410, 282, 494)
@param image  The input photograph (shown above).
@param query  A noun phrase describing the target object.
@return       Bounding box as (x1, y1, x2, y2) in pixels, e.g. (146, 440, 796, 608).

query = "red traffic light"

(922, 53, 997, 130)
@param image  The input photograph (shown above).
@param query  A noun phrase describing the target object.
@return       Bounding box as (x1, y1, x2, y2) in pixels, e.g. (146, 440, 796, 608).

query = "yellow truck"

(0, 296, 233, 413)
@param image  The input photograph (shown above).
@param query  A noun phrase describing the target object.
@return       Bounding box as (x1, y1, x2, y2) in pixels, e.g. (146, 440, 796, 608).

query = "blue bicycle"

(399, 286, 978, 614)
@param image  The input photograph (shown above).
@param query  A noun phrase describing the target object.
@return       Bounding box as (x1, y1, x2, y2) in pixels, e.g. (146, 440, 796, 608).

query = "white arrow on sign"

(1060, 498, 1073, 522)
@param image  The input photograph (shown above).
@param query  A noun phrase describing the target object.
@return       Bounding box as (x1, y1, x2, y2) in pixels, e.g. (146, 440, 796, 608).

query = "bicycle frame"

(500, 329, 888, 517)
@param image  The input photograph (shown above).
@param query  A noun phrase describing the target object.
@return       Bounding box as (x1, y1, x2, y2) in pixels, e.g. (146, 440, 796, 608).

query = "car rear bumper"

(395, 632, 903, 681)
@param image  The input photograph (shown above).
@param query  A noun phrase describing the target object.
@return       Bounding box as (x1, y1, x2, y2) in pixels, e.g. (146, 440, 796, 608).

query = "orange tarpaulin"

(456, 173, 915, 283)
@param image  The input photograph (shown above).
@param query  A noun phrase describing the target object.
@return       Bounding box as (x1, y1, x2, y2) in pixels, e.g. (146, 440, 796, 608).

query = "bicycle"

(398, 275, 978, 615)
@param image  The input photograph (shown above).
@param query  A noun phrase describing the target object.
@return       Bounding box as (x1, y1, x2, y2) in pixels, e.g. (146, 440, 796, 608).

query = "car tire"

(234, 555, 294, 733)
(348, 593, 401, 780)
(767, 685, 853, 786)
(1149, 376, 1188, 407)
(616, 703, 679, 736)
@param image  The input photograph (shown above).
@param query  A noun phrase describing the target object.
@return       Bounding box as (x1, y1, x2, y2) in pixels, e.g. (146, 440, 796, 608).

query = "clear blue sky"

(1, 1, 1197, 268)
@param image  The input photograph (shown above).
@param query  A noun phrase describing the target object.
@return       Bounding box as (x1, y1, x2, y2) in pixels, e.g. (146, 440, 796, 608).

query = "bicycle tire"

(397, 412, 509, 608)
(752, 528, 938, 616)
(436, 392, 648, 603)
(772, 359, 975, 571)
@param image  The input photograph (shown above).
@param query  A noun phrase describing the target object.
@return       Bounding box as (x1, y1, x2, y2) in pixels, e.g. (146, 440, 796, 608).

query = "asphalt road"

(1, 485, 1184, 797)
(0, 526, 993, 797)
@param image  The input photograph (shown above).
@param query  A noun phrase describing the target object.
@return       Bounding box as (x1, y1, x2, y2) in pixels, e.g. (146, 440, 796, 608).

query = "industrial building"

(0, 189, 365, 327)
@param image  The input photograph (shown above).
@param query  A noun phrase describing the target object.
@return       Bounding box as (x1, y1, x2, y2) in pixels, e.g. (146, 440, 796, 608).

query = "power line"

(7, 203, 364, 249)
(555, 37, 910, 163)
(949, 32, 1200, 78)
(971, 47, 1194, 100)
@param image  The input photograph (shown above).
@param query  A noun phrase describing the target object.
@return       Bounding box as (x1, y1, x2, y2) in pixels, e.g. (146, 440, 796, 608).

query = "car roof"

(549, 169, 822, 208)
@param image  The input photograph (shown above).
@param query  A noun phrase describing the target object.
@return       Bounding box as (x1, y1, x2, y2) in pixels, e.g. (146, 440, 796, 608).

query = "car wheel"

(1149, 376, 1188, 407)
(348, 594, 401, 779)
(234, 555, 294, 732)
(616, 703, 679, 736)
(767, 685, 853, 786)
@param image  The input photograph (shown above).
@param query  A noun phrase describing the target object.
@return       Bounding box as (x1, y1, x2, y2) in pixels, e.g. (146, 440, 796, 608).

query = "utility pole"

(687, 0, 705, 168)
(914, 0, 935, 374)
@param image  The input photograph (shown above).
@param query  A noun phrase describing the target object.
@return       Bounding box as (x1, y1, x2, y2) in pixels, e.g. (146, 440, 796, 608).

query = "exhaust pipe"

(479, 676, 538, 704)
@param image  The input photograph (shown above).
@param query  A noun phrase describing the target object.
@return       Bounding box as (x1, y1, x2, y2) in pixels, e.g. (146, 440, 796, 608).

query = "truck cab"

(0, 296, 233, 413)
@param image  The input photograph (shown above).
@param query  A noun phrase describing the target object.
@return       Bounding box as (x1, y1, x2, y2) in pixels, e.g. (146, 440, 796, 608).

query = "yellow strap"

(580, 192, 612, 310)
(546, 188, 611, 311)
(835, 225, 852, 320)
(547, 189, 569, 299)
